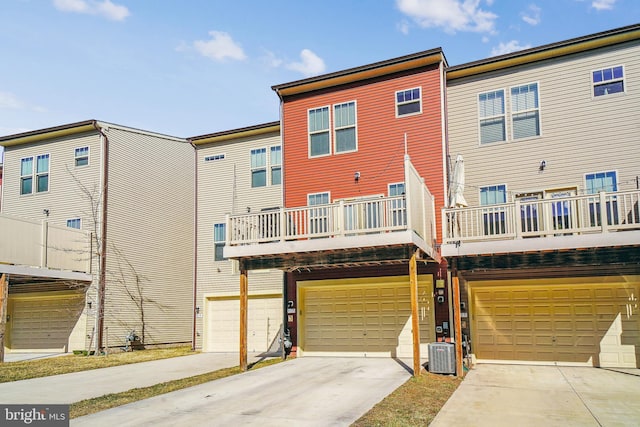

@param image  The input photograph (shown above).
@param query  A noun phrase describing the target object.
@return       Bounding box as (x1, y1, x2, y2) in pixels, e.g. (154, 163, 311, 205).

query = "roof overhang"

(447, 24, 640, 80)
(189, 121, 280, 145)
(0, 120, 98, 147)
(273, 49, 445, 98)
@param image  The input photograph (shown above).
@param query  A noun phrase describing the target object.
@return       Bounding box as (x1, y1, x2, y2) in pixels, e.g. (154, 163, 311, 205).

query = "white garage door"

(299, 275, 434, 358)
(472, 280, 640, 367)
(204, 295, 283, 353)
(8, 294, 85, 352)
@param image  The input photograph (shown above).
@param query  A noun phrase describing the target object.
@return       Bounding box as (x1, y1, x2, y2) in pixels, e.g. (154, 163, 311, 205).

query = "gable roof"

(189, 121, 280, 145)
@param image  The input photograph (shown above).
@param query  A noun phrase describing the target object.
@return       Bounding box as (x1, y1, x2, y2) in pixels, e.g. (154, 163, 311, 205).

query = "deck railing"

(442, 189, 640, 243)
(227, 156, 436, 248)
(0, 213, 93, 273)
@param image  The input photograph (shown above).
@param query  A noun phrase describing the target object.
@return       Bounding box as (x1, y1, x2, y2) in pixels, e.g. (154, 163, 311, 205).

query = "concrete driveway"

(431, 364, 640, 427)
(72, 357, 413, 426)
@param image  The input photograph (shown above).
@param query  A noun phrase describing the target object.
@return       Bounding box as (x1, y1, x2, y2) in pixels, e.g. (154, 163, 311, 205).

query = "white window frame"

(591, 65, 625, 98)
(66, 218, 82, 229)
(395, 87, 422, 117)
(308, 105, 331, 158)
(477, 89, 506, 145)
(333, 101, 358, 154)
(74, 146, 89, 167)
(20, 156, 34, 195)
(204, 153, 225, 162)
(509, 82, 541, 141)
(213, 223, 226, 261)
(270, 145, 282, 185)
(250, 147, 267, 188)
(35, 154, 50, 193)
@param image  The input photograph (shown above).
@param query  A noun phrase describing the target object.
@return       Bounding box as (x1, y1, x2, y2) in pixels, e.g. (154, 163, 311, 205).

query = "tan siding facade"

(446, 40, 640, 205)
(195, 130, 283, 350)
(2, 131, 103, 350)
(103, 127, 194, 347)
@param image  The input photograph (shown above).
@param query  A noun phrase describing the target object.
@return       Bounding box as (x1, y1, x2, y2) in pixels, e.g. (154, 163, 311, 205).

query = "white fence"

(0, 213, 92, 273)
(443, 190, 640, 243)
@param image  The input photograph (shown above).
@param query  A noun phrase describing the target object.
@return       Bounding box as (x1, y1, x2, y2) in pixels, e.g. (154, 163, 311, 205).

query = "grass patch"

(69, 358, 282, 419)
(0, 346, 195, 383)
(352, 371, 462, 427)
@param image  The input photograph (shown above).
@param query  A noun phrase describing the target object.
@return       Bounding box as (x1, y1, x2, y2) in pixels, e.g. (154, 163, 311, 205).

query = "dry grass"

(352, 371, 462, 427)
(0, 346, 195, 383)
(69, 358, 282, 419)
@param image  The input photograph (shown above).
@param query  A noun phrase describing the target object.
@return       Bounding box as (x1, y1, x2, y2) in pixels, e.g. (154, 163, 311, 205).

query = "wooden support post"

(409, 250, 421, 377)
(452, 274, 464, 377)
(239, 266, 248, 372)
(0, 274, 8, 363)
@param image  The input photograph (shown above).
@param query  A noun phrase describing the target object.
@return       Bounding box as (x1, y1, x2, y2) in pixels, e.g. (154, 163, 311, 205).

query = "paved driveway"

(72, 357, 412, 427)
(431, 364, 640, 427)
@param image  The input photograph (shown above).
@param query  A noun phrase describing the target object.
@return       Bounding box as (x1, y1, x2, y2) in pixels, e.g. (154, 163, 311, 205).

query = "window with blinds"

(511, 83, 540, 140)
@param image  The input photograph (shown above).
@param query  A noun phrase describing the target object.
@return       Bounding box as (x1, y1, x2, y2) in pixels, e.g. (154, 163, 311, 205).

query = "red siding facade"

(281, 63, 446, 241)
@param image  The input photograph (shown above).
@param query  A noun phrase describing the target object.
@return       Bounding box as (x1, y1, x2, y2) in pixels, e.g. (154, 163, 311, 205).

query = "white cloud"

(490, 40, 532, 56)
(286, 49, 326, 77)
(396, 0, 497, 34)
(521, 4, 541, 25)
(193, 31, 247, 62)
(591, 0, 616, 10)
(53, 0, 130, 21)
(0, 91, 25, 109)
(397, 20, 411, 35)
(261, 51, 283, 68)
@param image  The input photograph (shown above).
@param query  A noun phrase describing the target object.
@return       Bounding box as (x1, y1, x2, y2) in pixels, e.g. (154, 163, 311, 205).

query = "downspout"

(189, 140, 198, 351)
(275, 89, 289, 358)
(93, 121, 109, 353)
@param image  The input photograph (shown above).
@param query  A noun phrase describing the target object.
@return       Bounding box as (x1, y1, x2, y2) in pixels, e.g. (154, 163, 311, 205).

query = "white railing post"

(280, 208, 286, 242)
(338, 200, 345, 237)
(599, 191, 608, 233)
(514, 199, 522, 239)
(225, 214, 231, 245)
(41, 220, 49, 268)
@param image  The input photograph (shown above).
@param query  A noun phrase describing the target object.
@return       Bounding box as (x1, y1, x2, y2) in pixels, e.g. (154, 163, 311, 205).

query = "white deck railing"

(227, 156, 436, 249)
(0, 213, 93, 273)
(442, 190, 640, 243)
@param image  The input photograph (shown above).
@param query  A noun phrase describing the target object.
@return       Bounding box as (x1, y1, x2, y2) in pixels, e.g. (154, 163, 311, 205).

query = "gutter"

(189, 141, 198, 351)
(93, 121, 109, 352)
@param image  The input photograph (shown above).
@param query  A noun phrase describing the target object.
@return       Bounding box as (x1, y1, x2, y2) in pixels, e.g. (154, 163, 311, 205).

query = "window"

(66, 218, 81, 229)
(20, 154, 49, 195)
(586, 171, 618, 226)
(478, 90, 506, 144)
(214, 223, 226, 261)
(270, 146, 282, 185)
(36, 154, 49, 192)
(389, 183, 406, 227)
(20, 157, 33, 195)
(251, 148, 267, 187)
(396, 87, 422, 116)
(75, 147, 89, 167)
(593, 66, 624, 97)
(309, 107, 330, 157)
(308, 192, 330, 235)
(204, 153, 225, 162)
(334, 101, 356, 153)
(480, 184, 507, 235)
(511, 83, 540, 139)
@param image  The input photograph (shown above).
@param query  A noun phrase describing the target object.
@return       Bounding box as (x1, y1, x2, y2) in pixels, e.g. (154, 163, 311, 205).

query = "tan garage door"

(8, 293, 85, 352)
(204, 295, 282, 353)
(472, 280, 640, 367)
(299, 275, 434, 358)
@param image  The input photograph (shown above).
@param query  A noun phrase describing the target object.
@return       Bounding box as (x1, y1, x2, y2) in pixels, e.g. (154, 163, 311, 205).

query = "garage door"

(8, 293, 85, 352)
(299, 275, 434, 358)
(204, 295, 282, 353)
(472, 280, 640, 367)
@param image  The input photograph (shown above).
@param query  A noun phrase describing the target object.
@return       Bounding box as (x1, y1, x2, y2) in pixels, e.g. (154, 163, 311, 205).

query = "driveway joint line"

(557, 366, 603, 427)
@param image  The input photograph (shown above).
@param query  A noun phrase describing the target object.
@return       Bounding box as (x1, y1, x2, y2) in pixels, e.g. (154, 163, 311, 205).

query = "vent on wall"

(428, 342, 456, 374)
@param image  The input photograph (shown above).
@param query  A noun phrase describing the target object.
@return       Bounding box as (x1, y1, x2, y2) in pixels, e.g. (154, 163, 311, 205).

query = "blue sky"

(0, 0, 638, 150)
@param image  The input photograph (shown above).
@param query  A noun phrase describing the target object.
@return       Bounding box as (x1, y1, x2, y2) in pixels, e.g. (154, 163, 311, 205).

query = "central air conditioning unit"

(428, 342, 456, 374)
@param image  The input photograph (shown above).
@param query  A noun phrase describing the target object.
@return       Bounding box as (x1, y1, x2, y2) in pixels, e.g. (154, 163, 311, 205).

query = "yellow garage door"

(472, 280, 640, 367)
(299, 275, 434, 358)
(204, 295, 282, 353)
(8, 293, 85, 352)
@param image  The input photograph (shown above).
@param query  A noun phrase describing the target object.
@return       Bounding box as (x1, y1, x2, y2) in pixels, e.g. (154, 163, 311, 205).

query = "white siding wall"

(447, 41, 640, 206)
(195, 131, 284, 349)
(103, 127, 194, 348)
(2, 131, 103, 350)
